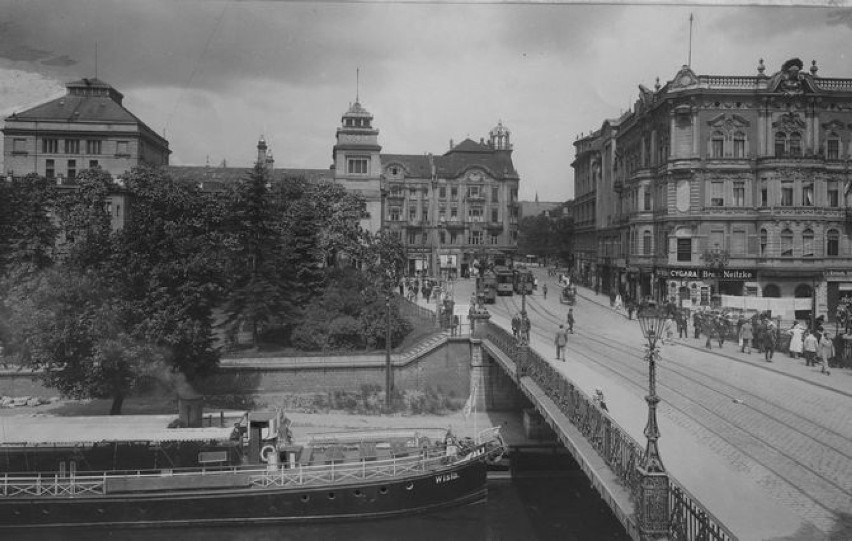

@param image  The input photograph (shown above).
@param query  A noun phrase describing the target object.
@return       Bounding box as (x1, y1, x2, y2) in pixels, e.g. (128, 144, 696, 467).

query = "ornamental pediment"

(768, 58, 817, 96)
(669, 65, 698, 90)
(821, 119, 847, 132)
(772, 111, 807, 132)
(707, 113, 751, 132)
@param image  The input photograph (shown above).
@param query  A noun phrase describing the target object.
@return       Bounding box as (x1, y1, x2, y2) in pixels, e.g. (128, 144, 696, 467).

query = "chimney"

(177, 382, 203, 428)
(449, 139, 453, 150)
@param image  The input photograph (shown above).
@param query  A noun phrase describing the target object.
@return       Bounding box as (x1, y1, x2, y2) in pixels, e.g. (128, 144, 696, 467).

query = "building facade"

(2, 78, 171, 232)
(573, 58, 852, 322)
(381, 123, 521, 277)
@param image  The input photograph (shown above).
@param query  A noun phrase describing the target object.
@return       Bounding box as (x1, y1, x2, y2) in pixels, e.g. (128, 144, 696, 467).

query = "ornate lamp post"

(518, 272, 529, 346)
(636, 305, 669, 538)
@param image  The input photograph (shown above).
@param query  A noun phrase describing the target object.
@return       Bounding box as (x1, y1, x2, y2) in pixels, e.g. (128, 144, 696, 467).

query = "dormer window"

(391, 166, 399, 176)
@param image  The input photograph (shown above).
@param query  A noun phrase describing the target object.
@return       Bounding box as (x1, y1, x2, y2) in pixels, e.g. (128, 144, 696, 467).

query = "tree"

(0, 174, 57, 279)
(700, 248, 730, 307)
(517, 215, 553, 262)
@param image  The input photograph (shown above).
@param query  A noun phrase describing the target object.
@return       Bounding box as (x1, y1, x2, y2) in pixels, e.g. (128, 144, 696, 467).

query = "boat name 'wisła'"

(435, 472, 460, 484)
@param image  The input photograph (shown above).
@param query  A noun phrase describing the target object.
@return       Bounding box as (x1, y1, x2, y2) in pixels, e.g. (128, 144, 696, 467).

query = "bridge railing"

(482, 320, 737, 541)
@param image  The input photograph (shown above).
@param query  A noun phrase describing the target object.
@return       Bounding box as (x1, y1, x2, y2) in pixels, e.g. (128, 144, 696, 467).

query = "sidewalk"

(574, 284, 852, 397)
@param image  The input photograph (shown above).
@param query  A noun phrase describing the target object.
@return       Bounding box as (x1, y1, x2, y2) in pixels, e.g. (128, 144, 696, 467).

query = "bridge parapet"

(481, 321, 737, 541)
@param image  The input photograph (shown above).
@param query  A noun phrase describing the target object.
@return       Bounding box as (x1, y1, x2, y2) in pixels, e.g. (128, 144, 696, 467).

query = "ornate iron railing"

(482, 320, 738, 541)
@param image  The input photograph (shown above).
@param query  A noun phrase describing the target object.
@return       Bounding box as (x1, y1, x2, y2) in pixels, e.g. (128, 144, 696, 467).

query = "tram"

(513, 269, 534, 295)
(493, 266, 514, 296)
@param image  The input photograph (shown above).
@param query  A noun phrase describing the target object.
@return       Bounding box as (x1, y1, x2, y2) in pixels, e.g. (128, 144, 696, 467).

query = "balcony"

(486, 221, 503, 231)
(444, 220, 466, 230)
(386, 192, 404, 201)
(466, 194, 485, 202)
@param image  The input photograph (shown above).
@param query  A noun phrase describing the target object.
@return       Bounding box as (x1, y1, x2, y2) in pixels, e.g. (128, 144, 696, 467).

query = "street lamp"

(636, 305, 667, 473)
(385, 295, 392, 408)
(517, 272, 529, 345)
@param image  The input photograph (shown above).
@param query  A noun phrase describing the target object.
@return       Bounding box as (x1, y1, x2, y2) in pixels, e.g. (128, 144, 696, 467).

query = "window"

(45, 159, 55, 179)
(711, 132, 724, 158)
(489, 234, 499, 245)
(390, 184, 402, 197)
(67, 160, 76, 180)
(451, 187, 458, 200)
(106, 201, 113, 215)
(827, 229, 839, 256)
(781, 183, 793, 206)
(439, 186, 446, 199)
(13, 138, 26, 153)
(710, 230, 725, 251)
(390, 166, 399, 176)
(789, 132, 802, 156)
(468, 231, 482, 245)
(733, 230, 746, 255)
(492, 187, 499, 201)
(711, 181, 724, 206)
(421, 232, 427, 245)
(348, 157, 367, 175)
(760, 229, 768, 256)
(511, 230, 518, 242)
(408, 187, 417, 197)
(408, 207, 416, 221)
(64, 139, 80, 154)
(422, 208, 428, 222)
(775, 132, 786, 156)
(828, 182, 839, 207)
(781, 229, 793, 256)
(733, 182, 745, 207)
(733, 132, 746, 158)
(389, 207, 400, 221)
(643, 231, 652, 255)
(89, 160, 99, 168)
(468, 186, 480, 198)
(827, 136, 840, 160)
(450, 207, 458, 220)
(802, 183, 813, 206)
(760, 184, 768, 207)
(677, 238, 691, 262)
(763, 284, 781, 298)
(408, 232, 416, 245)
(643, 187, 651, 210)
(438, 206, 446, 221)
(803, 229, 814, 257)
(116, 141, 129, 156)
(439, 231, 446, 244)
(450, 232, 458, 245)
(42, 138, 59, 154)
(86, 140, 102, 155)
(468, 207, 482, 222)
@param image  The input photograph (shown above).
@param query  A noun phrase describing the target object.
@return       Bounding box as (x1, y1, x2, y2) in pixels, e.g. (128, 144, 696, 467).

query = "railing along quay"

(482, 321, 737, 541)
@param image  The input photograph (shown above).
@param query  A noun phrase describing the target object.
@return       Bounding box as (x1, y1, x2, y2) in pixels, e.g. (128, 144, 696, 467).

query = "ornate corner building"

(380, 122, 521, 278)
(572, 58, 852, 322)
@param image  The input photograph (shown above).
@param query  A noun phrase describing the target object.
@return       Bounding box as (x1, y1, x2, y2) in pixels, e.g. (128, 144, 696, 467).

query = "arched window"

(733, 131, 746, 158)
(827, 229, 840, 256)
(643, 231, 652, 255)
(775, 132, 787, 157)
(794, 284, 813, 298)
(802, 229, 814, 257)
(760, 228, 768, 256)
(789, 132, 802, 156)
(763, 284, 781, 298)
(710, 131, 725, 158)
(826, 132, 841, 160)
(781, 228, 793, 256)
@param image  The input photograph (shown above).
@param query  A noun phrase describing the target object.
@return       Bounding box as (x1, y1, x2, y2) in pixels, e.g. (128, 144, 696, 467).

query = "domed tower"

(489, 120, 512, 150)
(332, 98, 383, 232)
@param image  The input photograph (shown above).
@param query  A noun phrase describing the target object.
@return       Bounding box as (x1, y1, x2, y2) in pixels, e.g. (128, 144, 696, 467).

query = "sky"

(1, 1, 852, 201)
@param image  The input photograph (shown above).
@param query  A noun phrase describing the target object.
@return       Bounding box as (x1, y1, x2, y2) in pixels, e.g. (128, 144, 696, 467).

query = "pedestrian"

(803, 330, 818, 367)
(663, 315, 675, 344)
(542, 283, 548, 299)
(511, 313, 520, 339)
(521, 314, 531, 342)
(740, 318, 753, 354)
(614, 292, 623, 312)
(609, 290, 616, 307)
(693, 312, 702, 339)
(717, 316, 727, 348)
(677, 311, 687, 338)
(555, 325, 569, 360)
(704, 318, 715, 350)
(788, 322, 804, 359)
(566, 308, 575, 334)
(763, 321, 777, 362)
(593, 387, 609, 412)
(818, 332, 834, 375)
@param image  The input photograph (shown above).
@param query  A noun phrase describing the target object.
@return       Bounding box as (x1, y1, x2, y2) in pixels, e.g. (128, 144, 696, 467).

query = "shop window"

(827, 229, 839, 256)
(780, 229, 793, 256)
(763, 284, 781, 298)
(802, 229, 814, 257)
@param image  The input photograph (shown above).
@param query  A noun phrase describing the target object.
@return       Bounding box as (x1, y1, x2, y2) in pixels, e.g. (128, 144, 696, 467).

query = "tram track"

(492, 292, 852, 519)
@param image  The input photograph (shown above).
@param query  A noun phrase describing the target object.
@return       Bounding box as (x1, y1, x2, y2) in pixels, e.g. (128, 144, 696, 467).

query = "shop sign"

(657, 267, 756, 280)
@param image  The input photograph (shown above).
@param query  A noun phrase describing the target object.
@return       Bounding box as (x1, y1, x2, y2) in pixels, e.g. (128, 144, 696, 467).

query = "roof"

(8, 94, 139, 124)
(0, 415, 237, 447)
(381, 154, 433, 178)
(382, 139, 518, 181)
(165, 165, 333, 191)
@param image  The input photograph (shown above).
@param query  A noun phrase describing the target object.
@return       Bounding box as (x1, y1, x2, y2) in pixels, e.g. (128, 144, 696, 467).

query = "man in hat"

(554, 325, 569, 360)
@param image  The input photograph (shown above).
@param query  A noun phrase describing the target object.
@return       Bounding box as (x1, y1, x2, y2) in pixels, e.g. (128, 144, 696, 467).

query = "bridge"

(414, 270, 852, 541)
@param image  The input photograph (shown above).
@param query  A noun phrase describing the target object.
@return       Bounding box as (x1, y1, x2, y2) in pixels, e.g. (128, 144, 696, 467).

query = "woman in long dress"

(788, 322, 804, 359)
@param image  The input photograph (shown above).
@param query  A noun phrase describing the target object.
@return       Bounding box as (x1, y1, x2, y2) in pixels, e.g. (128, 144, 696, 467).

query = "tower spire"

(356, 67, 360, 103)
(95, 41, 98, 78)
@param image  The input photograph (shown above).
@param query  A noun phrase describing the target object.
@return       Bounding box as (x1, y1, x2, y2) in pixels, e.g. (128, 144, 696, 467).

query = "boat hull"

(1, 460, 488, 529)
